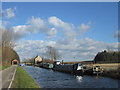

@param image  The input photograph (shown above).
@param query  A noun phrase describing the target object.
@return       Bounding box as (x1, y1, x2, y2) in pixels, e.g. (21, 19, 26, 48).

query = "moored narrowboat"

(53, 63, 85, 75)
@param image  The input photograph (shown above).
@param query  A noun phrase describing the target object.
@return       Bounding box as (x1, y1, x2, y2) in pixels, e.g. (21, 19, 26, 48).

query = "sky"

(2, 2, 119, 62)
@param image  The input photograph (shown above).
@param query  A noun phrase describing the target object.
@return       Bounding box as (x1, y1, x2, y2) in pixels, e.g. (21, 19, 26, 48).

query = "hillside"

(2, 47, 20, 65)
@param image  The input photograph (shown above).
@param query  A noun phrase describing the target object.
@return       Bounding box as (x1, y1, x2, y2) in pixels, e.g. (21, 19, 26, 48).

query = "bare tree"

(1, 27, 20, 65)
(23, 58, 34, 63)
(1, 27, 18, 48)
(46, 46, 60, 62)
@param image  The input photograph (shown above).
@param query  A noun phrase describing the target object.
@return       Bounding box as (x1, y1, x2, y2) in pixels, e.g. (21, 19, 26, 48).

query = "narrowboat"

(53, 63, 85, 75)
(43, 63, 54, 69)
(38, 63, 54, 69)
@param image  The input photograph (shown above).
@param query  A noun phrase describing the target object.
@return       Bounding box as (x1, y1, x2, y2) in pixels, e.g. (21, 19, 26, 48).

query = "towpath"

(0, 65, 18, 89)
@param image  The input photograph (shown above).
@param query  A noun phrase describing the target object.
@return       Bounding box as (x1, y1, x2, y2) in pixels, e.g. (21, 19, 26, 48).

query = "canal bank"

(84, 63, 120, 79)
(11, 66, 40, 88)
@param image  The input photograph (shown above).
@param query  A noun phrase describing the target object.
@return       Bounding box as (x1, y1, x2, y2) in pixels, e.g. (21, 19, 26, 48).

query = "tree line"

(94, 50, 120, 63)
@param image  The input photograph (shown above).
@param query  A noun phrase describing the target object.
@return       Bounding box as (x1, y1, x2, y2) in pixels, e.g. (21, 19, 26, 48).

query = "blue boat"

(20, 63, 25, 66)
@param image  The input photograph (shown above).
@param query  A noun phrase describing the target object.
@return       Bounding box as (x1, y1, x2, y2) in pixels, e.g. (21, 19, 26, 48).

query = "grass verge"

(11, 66, 40, 88)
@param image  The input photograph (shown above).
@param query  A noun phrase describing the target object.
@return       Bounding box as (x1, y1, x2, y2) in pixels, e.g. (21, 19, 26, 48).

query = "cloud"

(48, 16, 74, 31)
(55, 37, 119, 61)
(9, 16, 117, 61)
(106, 42, 119, 51)
(11, 16, 91, 40)
(12, 16, 59, 39)
(3, 7, 16, 19)
(14, 37, 119, 61)
(78, 23, 90, 33)
(48, 16, 65, 28)
(48, 16, 91, 40)
(48, 16, 77, 39)
(2, 7, 16, 27)
(14, 40, 56, 60)
(1, 26, 22, 42)
(27, 16, 49, 33)
(12, 16, 50, 38)
(12, 25, 30, 37)
(47, 28, 57, 39)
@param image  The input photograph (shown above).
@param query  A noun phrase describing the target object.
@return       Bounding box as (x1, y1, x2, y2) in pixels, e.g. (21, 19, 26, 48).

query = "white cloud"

(48, 16, 74, 31)
(12, 25, 30, 36)
(12, 16, 91, 40)
(48, 16, 77, 39)
(4, 7, 16, 19)
(12, 16, 61, 39)
(55, 37, 119, 61)
(48, 16, 65, 28)
(27, 16, 49, 33)
(47, 28, 57, 39)
(2, 7, 16, 27)
(106, 42, 119, 51)
(78, 23, 90, 33)
(48, 16, 91, 40)
(12, 17, 50, 38)
(14, 37, 119, 61)
(11, 16, 118, 61)
(14, 40, 56, 60)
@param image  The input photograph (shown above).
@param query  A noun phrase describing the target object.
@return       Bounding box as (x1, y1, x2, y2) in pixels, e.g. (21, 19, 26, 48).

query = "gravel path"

(0, 65, 18, 89)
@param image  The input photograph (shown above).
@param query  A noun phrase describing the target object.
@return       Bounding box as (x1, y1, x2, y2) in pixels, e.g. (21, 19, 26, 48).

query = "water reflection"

(93, 76, 101, 80)
(76, 76, 83, 83)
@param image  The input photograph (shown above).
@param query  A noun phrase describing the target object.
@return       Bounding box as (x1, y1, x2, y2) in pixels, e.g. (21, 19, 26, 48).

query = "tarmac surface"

(0, 65, 17, 89)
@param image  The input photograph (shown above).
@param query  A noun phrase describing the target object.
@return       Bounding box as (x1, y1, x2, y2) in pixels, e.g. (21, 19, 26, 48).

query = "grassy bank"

(84, 63, 120, 79)
(84, 63, 120, 69)
(102, 68, 120, 79)
(11, 66, 40, 88)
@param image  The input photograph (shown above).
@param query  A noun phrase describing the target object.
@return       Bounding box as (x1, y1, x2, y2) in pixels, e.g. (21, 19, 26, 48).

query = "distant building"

(34, 56, 43, 64)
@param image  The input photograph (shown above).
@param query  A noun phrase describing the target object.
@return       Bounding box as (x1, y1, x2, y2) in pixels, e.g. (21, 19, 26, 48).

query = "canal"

(24, 66, 119, 88)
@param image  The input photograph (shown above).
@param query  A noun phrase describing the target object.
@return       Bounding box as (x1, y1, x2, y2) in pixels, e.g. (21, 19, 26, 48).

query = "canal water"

(24, 66, 119, 88)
